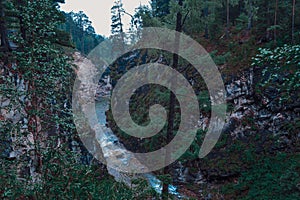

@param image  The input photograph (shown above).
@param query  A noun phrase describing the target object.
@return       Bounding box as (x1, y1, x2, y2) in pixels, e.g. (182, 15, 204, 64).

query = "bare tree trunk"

(292, 0, 296, 44)
(247, 0, 253, 30)
(162, 0, 183, 199)
(274, 0, 278, 45)
(226, 0, 230, 39)
(17, 0, 27, 41)
(204, 0, 209, 39)
(265, 1, 271, 41)
(0, 0, 11, 51)
(81, 31, 84, 54)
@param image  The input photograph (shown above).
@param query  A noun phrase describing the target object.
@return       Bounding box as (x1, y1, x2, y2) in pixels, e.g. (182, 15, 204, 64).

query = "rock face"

(194, 66, 299, 145)
(0, 54, 103, 180)
(0, 62, 42, 181)
(0, 63, 28, 160)
(223, 66, 298, 142)
(157, 65, 299, 189)
(193, 66, 299, 184)
(95, 76, 112, 100)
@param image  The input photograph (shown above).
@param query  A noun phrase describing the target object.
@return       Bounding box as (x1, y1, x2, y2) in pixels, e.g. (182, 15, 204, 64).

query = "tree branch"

(181, 10, 190, 28)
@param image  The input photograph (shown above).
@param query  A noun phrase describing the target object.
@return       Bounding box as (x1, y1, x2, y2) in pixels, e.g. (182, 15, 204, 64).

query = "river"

(95, 97, 183, 198)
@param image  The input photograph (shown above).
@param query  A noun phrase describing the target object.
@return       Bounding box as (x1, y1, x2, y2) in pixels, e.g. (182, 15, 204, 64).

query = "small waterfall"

(177, 161, 187, 183)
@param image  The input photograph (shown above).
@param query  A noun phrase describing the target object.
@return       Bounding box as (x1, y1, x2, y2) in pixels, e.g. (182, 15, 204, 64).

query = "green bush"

(222, 153, 300, 200)
(252, 45, 300, 104)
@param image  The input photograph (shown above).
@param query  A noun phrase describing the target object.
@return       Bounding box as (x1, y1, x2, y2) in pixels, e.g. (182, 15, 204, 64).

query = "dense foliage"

(252, 45, 300, 104)
(59, 11, 104, 55)
(0, 0, 150, 199)
(222, 153, 300, 200)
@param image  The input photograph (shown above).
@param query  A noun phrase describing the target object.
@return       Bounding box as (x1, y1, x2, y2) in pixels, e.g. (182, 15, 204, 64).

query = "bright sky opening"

(59, 0, 150, 37)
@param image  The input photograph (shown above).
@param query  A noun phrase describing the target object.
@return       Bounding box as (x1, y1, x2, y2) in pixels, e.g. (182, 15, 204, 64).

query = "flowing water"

(95, 97, 182, 198)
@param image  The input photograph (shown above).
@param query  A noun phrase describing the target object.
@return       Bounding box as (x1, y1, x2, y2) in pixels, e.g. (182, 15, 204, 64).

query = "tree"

(204, 0, 209, 38)
(226, 0, 230, 38)
(162, 0, 184, 199)
(0, 0, 11, 51)
(59, 11, 103, 54)
(245, 0, 255, 30)
(292, 0, 296, 44)
(151, 0, 171, 17)
(183, 0, 224, 39)
(225, 0, 239, 38)
(111, 0, 126, 53)
(274, 0, 278, 44)
(111, 0, 124, 36)
(72, 11, 92, 54)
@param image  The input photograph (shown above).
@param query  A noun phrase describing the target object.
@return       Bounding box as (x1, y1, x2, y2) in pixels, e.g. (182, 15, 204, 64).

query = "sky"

(59, 0, 150, 37)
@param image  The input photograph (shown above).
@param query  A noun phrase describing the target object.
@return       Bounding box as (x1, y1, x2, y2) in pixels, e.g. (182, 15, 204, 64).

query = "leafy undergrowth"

(221, 153, 300, 200)
(192, 29, 259, 79)
(176, 131, 300, 199)
(0, 147, 157, 200)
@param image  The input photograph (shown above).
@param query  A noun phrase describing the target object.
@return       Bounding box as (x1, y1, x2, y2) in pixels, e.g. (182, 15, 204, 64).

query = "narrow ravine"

(74, 52, 186, 198)
(95, 97, 183, 198)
